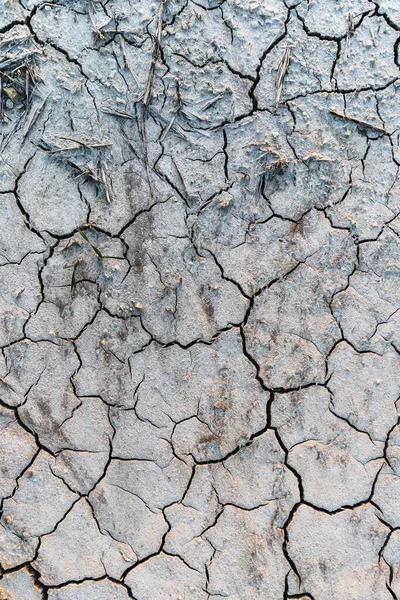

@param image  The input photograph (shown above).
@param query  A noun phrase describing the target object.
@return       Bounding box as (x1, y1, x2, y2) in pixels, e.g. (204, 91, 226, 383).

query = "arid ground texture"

(1, 0, 400, 598)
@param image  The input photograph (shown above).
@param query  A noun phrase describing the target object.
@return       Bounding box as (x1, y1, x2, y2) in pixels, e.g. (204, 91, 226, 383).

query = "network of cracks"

(0, 0, 400, 598)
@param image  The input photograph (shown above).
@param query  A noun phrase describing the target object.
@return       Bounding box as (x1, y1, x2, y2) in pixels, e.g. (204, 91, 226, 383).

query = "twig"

(274, 46, 290, 111)
(23, 96, 47, 138)
(46, 145, 91, 154)
(171, 155, 190, 204)
(57, 136, 112, 149)
(97, 157, 113, 204)
(100, 107, 133, 119)
(26, 61, 40, 86)
(159, 113, 177, 142)
(25, 65, 30, 110)
(198, 94, 224, 112)
(329, 109, 387, 134)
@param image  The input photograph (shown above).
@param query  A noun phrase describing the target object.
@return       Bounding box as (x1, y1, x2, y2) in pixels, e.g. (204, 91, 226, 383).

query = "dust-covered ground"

(0, 0, 400, 598)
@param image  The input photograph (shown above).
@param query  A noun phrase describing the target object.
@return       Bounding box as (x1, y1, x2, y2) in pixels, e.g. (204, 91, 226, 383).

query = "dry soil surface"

(0, 0, 400, 599)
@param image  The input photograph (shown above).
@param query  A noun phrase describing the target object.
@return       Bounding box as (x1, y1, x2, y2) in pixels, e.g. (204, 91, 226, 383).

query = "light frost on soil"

(0, 0, 399, 598)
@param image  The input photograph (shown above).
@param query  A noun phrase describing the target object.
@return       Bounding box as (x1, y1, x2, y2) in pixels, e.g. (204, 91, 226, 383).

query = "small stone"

(3, 87, 18, 103)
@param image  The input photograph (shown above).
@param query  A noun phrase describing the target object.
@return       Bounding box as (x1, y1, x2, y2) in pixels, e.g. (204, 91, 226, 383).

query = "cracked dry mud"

(0, 0, 400, 598)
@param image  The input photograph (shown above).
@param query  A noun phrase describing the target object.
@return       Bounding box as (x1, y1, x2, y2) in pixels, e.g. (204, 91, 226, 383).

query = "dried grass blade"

(274, 46, 290, 110)
(23, 95, 47, 138)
